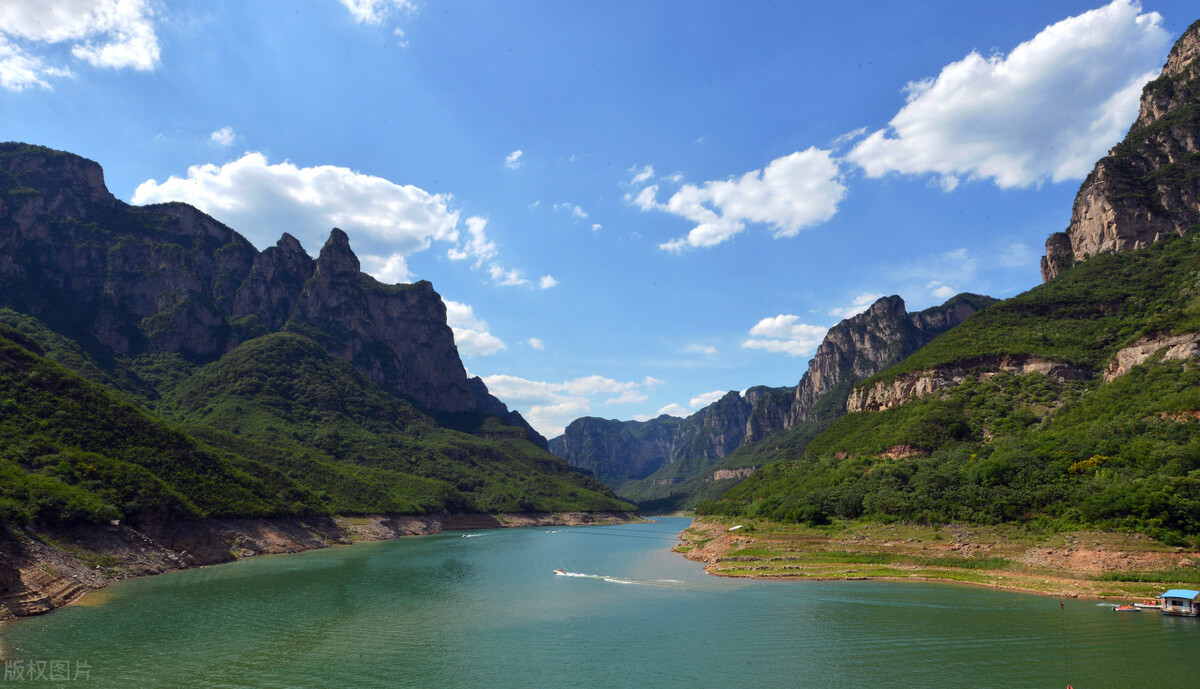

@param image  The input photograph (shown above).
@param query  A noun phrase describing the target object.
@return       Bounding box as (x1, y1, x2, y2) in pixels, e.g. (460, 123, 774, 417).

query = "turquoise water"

(1, 518, 1195, 688)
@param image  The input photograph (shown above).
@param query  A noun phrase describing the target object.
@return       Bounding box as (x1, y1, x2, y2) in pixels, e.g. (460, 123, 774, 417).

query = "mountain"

(709, 23, 1200, 541)
(0, 143, 631, 534)
(1041, 19, 1200, 281)
(0, 142, 543, 446)
(551, 293, 994, 509)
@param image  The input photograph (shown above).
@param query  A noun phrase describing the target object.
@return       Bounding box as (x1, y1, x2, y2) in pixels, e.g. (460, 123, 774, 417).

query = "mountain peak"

(1042, 23, 1200, 281)
(315, 228, 360, 276)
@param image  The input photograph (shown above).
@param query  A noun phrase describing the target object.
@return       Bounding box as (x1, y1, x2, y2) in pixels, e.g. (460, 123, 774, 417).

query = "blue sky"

(1, 0, 1196, 437)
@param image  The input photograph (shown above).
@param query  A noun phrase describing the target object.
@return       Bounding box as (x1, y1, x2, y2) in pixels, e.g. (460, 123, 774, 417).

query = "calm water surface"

(1, 518, 1195, 688)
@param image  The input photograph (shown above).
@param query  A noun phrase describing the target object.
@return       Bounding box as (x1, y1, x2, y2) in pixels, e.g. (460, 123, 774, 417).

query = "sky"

(1, 0, 1196, 438)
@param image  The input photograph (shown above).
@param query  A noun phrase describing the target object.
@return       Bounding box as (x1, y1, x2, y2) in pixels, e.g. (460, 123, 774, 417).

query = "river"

(0, 517, 1194, 688)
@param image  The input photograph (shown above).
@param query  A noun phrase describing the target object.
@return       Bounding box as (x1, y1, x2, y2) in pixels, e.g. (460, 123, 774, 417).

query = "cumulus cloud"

(526, 337, 544, 350)
(741, 315, 828, 357)
(538, 275, 558, 290)
(504, 149, 523, 169)
(591, 224, 602, 232)
(446, 216, 496, 266)
(210, 127, 235, 146)
(0, 0, 160, 90)
(655, 403, 690, 418)
(847, 0, 1170, 189)
(689, 390, 728, 409)
(132, 151, 538, 290)
(828, 292, 884, 319)
(444, 300, 506, 357)
(132, 152, 466, 283)
(926, 282, 957, 300)
(480, 373, 658, 437)
(630, 148, 846, 252)
(340, 0, 415, 24)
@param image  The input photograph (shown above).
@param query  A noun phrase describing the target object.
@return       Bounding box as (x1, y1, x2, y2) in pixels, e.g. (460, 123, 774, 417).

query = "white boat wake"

(554, 571, 684, 587)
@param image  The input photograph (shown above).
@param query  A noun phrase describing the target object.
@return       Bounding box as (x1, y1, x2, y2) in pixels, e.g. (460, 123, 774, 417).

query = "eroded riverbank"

(0, 511, 639, 620)
(677, 517, 1200, 599)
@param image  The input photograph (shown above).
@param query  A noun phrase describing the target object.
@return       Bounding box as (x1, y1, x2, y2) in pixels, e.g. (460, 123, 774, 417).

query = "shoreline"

(675, 517, 1200, 600)
(0, 510, 640, 621)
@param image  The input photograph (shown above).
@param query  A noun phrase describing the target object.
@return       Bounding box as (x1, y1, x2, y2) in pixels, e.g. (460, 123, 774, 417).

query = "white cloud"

(132, 152, 468, 284)
(0, 0, 160, 90)
(210, 127, 235, 146)
(488, 264, 528, 287)
(847, 0, 1169, 189)
(526, 337, 544, 350)
(480, 373, 657, 437)
(831, 126, 869, 148)
(633, 148, 846, 252)
(360, 253, 412, 283)
(689, 390, 727, 409)
(446, 216, 496, 267)
(444, 300, 506, 357)
(605, 390, 648, 405)
(642, 376, 664, 387)
(504, 149, 523, 169)
(538, 275, 558, 290)
(340, 0, 415, 25)
(741, 315, 828, 357)
(629, 164, 655, 185)
(683, 344, 717, 355)
(828, 292, 884, 319)
(591, 223, 602, 232)
(926, 282, 957, 300)
(554, 202, 588, 220)
(655, 403, 690, 418)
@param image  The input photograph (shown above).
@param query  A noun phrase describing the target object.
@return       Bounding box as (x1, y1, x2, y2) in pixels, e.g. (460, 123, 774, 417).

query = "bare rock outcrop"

(848, 356, 1092, 413)
(1104, 332, 1200, 381)
(1042, 21, 1200, 281)
(788, 294, 994, 424)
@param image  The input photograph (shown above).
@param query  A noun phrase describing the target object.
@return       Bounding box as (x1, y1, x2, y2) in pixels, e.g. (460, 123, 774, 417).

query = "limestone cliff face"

(0, 142, 535, 441)
(1042, 21, 1200, 281)
(847, 356, 1091, 414)
(788, 294, 994, 426)
(552, 294, 991, 493)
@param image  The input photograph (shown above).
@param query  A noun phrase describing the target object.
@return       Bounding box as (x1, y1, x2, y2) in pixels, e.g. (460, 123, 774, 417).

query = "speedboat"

(1113, 605, 1140, 612)
(553, 569, 565, 575)
(1133, 599, 1162, 610)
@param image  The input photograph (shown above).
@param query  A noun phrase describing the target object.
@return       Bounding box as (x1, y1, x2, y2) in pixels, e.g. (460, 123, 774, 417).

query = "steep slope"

(0, 143, 542, 445)
(0, 327, 315, 528)
(160, 332, 627, 514)
(709, 232, 1200, 540)
(553, 294, 993, 509)
(1042, 20, 1200, 280)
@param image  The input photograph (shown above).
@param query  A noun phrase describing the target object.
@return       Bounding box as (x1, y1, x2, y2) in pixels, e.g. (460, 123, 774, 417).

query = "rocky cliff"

(552, 294, 991, 503)
(0, 143, 542, 445)
(788, 293, 994, 425)
(1042, 20, 1200, 281)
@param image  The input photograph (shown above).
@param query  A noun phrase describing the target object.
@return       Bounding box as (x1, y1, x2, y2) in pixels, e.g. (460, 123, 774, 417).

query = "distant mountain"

(551, 293, 995, 509)
(0, 143, 630, 533)
(710, 21, 1200, 539)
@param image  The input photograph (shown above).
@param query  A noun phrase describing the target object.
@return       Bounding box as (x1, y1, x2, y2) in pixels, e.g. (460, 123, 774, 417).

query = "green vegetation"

(0, 324, 629, 530)
(705, 235, 1200, 543)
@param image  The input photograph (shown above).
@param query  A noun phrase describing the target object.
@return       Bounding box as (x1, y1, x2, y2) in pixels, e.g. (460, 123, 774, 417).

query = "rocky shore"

(0, 511, 638, 620)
